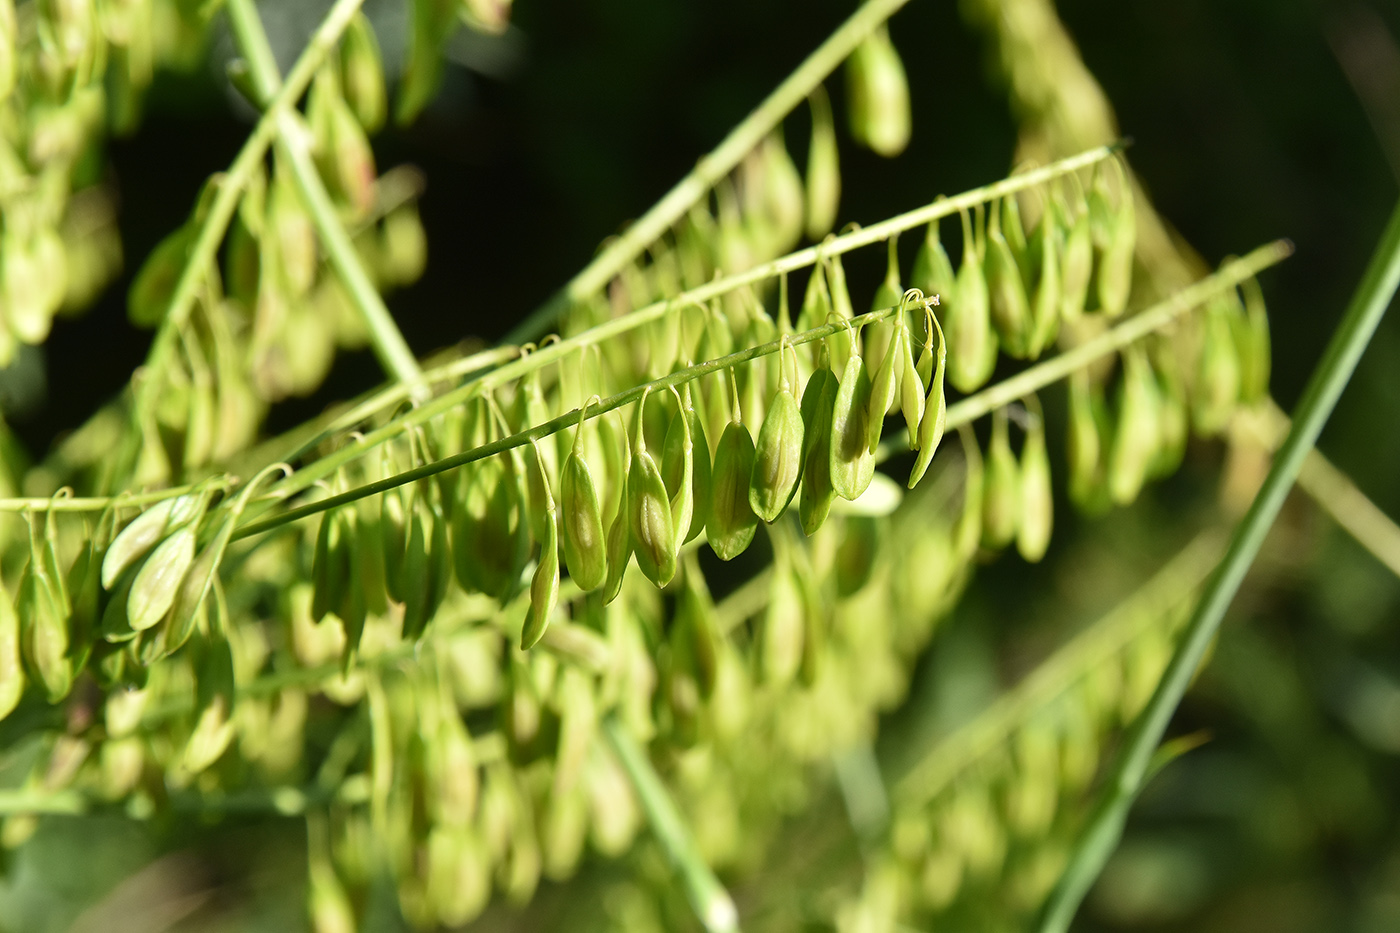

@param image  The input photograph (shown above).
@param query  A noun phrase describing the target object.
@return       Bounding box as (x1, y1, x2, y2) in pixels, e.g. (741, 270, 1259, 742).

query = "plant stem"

(225, 0, 425, 393)
(603, 715, 740, 933)
(1038, 199, 1400, 933)
(134, 0, 368, 420)
(503, 0, 919, 346)
(231, 238, 1289, 540)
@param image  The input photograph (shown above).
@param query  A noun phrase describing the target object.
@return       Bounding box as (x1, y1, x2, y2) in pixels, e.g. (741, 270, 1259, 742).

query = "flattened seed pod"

(911, 216, 956, 309)
(1003, 192, 1030, 279)
(898, 312, 925, 449)
(103, 494, 198, 590)
(829, 336, 875, 500)
(1150, 357, 1189, 479)
(19, 517, 70, 701)
(1096, 160, 1136, 318)
(1193, 293, 1241, 436)
(341, 11, 387, 133)
(1017, 399, 1053, 563)
(799, 362, 840, 535)
(521, 443, 560, 650)
(311, 506, 350, 623)
(660, 388, 697, 548)
(750, 344, 806, 522)
(128, 521, 197, 632)
(986, 198, 1032, 359)
(1237, 277, 1272, 403)
(981, 409, 1020, 550)
(867, 318, 904, 452)
(908, 311, 948, 488)
(627, 391, 678, 587)
(947, 206, 996, 393)
(0, 576, 22, 720)
(1059, 183, 1093, 323)
(846, 24, 911, 157)
(709, 413, 759, 561)
(601, 420, 634, 606)
(1027, 205, 1062, 358)
(452, 407, 531, 600)
(561, 404, 608, 592)
(662, 386, 711, 544)
(1067, 370, 1104, 510)
(1108, 346, 1161, 506)
(805, 86, 840, 241)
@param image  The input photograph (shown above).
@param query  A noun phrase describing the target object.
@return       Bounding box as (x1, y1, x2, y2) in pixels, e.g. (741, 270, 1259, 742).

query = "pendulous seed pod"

(311, 505, 350, 624)
(1236, 277, 1272, 404)
(867, 315, 905, 453)
(866, 236, 904, 374)
(1192, 292, 1241, 436)
(660, 388, 696, 549)
(846, 24, 911, 157)
(898, 310, 925, 449)
(710, 395, 759, 560)
(521, 443, 560, 650)
(0, 574, 22, 721)
(1017, 396, 1053, 563)
(799, 359, 840, 535)
(1108, 345, 1161, 506)
(1059, 182, 1093, 324)
(127, 520, 197, 632)
(830, 334, 875, 500)
(947, 206, 996, 393)
(986, 197, 1033, 359)
(762, 545, 805, 686)
(1067, 370, 1104, 510)
(1027, 203, 1062, 358)
(340, 12, 387, 134)
(981, 408, 1020, 550)
(19, 515, 70, 702)
(662, 385, 712, 544)
(908, 311, 948, 488)
(1150, 352, 1189, 479)
(452, 405, 531, 600)
(805, 85, 841, 241)
(911, 216, 956, 308)
(103, 494, 200, 590)
(627, 392, 679, 587)
(560, 406, 608, 592)
(1096, 160, 1136, 318)
(750, 344, 806, 522)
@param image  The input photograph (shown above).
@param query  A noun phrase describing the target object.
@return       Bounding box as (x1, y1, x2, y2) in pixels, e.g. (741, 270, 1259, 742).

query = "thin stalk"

(504, 0, 919, 346)
(603, 715, 740, 933)
(225, 0, 425, 392)
(233, 238, 1290, 540)
(1038, 199, 1400, 933)
(134, 0, 368, 419)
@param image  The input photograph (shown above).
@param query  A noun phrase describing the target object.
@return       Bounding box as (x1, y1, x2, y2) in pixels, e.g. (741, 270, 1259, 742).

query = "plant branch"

(603, 715, 740, 933)
(503, 0, 921, 346)
(1038, 198, 1400, 933)
(225, 0, 425, 392)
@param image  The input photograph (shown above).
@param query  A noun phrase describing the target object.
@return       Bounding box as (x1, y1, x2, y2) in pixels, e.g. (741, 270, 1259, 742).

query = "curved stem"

(1039, 198, 1400, 933)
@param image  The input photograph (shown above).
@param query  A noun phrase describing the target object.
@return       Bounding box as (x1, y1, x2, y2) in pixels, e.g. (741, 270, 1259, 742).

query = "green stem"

(503, 0, 920, 346)
(1038, 199, 1400, 933)
(603, 715, 740, 933)
(225, 0, 425, 392)
(134, 0, 368, 419)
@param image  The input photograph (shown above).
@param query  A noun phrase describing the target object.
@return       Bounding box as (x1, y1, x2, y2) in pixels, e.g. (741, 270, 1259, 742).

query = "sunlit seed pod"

(709, 418, 759, 560)
(1237, 277, 1272, 403)
(561, 437, 608, 593)
(866, 321, 904, 453)
(796, 260, 832, 336)
(981, 409, 1020, 550)
(0, 0, 14, 102)
(400, 504, 433, 639)
(750, 363, 806, 522)
(628, 395, 678, 588)
(829, 343, 875, 500)
(1108, 346, 1162, 506)
(1027, 206, 1062, 358)
(520, 372, 557, 541)
(662, 389, 712, 544)
(126, 226, 191, 328)
(866, 236, 905, 369)
(1003, 191, 1030, 280)
(757, 130, 805, 253)
(1059, 184, 1094, 323)
(1016, 400, 1053, 563)
(898, 315, 925, 449)
(1096, 160, 1136, 318)
(763, 549, 805, 686)
(380, 483, 409, 604)
(160, 514, 235, 660)
(522, 445, 560, 649)
(911, 217, 957, 313)
(19, 529, 71, 702)
(908, 313, 948, 488)
(269, 166, 318, 298)
(660, 394, 696, 549)
(805, 85, 841, 240)
(1192, 294, 1241, 436)
(0, 576, 21, 721)
(987, 198, 1033, 359)
(846, 24, 911, 157)
(184, 627, 237, 774)
(601, 478, 633, 606)
(943, 784, 1006, 881)
(1067, 370, 1104, 510)
(452, 444, 530, 601)
(340, 11, 387, 133)
(799, 363, 840, 535)
(947, 206, 997, 393)
(311, 507, 348, 623)
(127, 521, 197, 632)
(425, 826, 491, 927)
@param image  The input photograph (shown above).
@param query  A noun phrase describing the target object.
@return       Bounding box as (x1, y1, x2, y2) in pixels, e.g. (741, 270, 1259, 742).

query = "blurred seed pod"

(1066, 370, 1106, 512)
(340, 12, 387, 134)
(1236, 277, 1272, 403)
(0, 573, 22, 720)
(908, 311, 948, 489)
(397, 0, 459, 125)
(911, 217, 956, 311)
(946, 206, 996, 393)
(763, 544, 805, 686)
(1026, 202, 1062, 357)
(1192, 290, 1241, 436)
(846, 25, 911, 157)
(1108, 346, 1161, 506)
(126, 225, 191, 328)
(805, 86, 840, 240)
(980, 409, 1019, 550)
(986, 198, 1033, 359)
(1058, 181, 1093, 324)
(380, 201, 428, 287)
(1016, 396, 1053, 563)
(954, 425, 985, 563)
(799, 359, 839, 535)
(1095, 159, 1136, 318)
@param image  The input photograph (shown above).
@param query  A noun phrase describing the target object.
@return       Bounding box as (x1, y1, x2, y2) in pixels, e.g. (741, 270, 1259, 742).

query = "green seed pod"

(911, 217, 956, 309)
(522, 444, 560, 650)
(380, 475, 410, 604)
(830, 341, 875, 500)
(709, 417, 758, 561)
(156, 514, 235, 662)
(269, 166, 317, 298)
(19, 517, 70, 701)
(981, 409, 1020, 550)
(799, 361, 840, 535)
(103, 496, 182, 591)
(762, 547, 805, 686)
(311, 506, 350, 624)
(846, 25, 911, 157)
(750, 348, 806, 522)
(340, 12, 387, 133)
(866, 319, 903, 452)
(662, 387, 712, 544)
(1193, 293, 1241, 436)
(127, 520, 197, 632)
(675, 555, 720, 698)
(866, 236, 905, 369)
(947, 206, 996, 393)
(1027, 208, 1062, 357)
(805, 86, 840, 240)
(1003, 192, 1030, 279)
(828, 251, 857, 322)
(452, 410, 531, 600)
(1067, 370, 1104, 510)
(628, 392, 678, 587)
(898, 313, 925, 449)
(601, 416, 634, 605)
(1096, 160, 1136, 318)
(561, 417, 608, 593)
(0, 575, 22, 721)
(400, 502, 434, 639)
(659, 391, 696, 548)
(796, 259, 831, 337)
(756, 130, 805, 253)
(0, 0, 14, 103)
(126, 224, 191, 328)
(1016, 398, 1053, 563)
(908, 313, 948, 488)
(986, 198, 1033, 359)
(1237, 277, 1272, 403)
(1149, 354, 1189, 479)
(1108, 346, 1161, 506)
(184, 627, 236, 775)
(1059, 184, 1093, 323)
